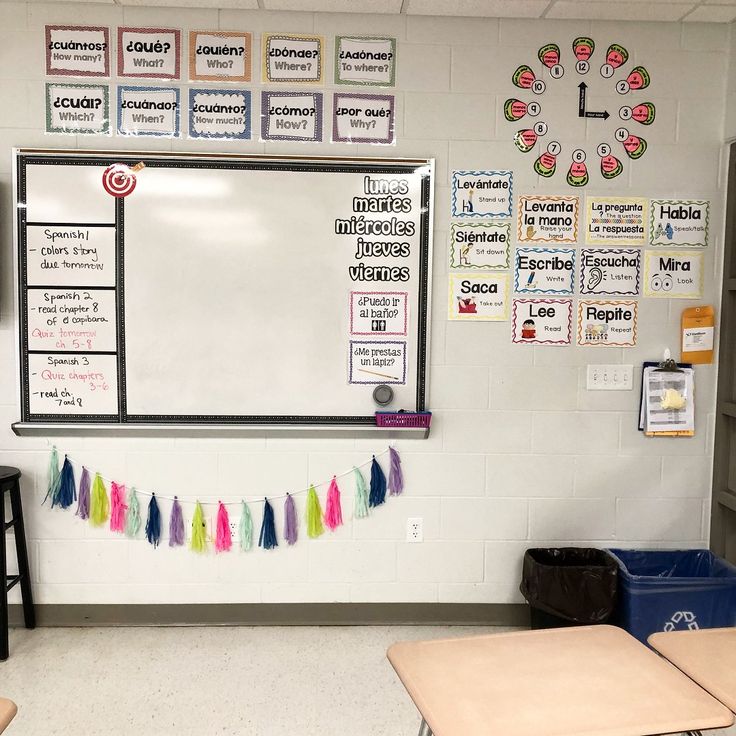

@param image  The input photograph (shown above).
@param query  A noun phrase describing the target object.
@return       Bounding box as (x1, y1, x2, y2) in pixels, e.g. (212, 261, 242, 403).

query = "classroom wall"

(0, 6, 731, 606)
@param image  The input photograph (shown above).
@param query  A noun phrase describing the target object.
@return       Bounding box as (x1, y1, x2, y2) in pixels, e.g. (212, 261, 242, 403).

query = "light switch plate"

(586, 364, 634, 391)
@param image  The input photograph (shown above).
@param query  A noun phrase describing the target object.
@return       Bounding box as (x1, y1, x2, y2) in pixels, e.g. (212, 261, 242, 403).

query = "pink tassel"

(215, 501, 232, 553)
(109, 482, 127, 533)
(324, 476, 343, 531)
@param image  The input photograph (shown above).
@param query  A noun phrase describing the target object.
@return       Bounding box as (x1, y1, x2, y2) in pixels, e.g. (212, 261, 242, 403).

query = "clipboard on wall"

(638, 360, 695, 436)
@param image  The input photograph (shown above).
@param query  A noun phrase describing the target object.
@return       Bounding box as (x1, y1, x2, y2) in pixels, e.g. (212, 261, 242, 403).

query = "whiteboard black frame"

(14, 149, 433, 428)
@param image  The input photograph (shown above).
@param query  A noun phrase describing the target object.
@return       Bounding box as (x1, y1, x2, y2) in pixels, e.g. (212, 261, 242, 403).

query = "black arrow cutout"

(584, 110, 610, 119)
(578, 82, 587, 117)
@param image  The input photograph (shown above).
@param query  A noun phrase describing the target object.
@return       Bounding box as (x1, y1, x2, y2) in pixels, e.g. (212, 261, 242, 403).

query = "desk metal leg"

(684, 732, 702, 736)
(417, 718, 433, 736)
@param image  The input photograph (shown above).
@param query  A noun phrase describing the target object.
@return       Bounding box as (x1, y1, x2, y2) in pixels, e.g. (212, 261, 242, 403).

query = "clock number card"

(650, 200, 709, 248)
(514, 247, 575, 294)
(585, 196, 648, 245)
(189, 31, 251, 82)
(511, 298, 572, 345)
(450, 222, 510, 269)
(263, 34, 323, 83)
(448, 273, 509, 321)
(577, 300, 637, 346)
(643, 251, 704, 298)
(451, 171, 513, 218)
(335, 36, 396, 86)
(118, 27, 181, 80)
(517, 195, 579, 244)
(580, 248, 640, 296)
(46, 25, 110, 77)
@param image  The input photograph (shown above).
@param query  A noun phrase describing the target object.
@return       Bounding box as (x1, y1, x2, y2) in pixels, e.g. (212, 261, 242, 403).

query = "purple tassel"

(145, 494, 161, 548)
(369, 456, 387, 507)
(169, 497, 185, 547)
(284, 494, 298, 545)
(75, 467, 90, 520)
(259, 498, 277, 550)
(388, 447, 404, 496)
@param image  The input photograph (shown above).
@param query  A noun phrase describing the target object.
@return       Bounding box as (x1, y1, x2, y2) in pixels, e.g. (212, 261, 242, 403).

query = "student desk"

(649, 628, 736, 715)
(0, 698, 16, 733)
(387, 625, 734, 736)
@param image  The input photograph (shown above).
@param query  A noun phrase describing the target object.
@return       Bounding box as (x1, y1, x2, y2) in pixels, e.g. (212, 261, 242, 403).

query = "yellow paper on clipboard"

(681, 305, 714, 364)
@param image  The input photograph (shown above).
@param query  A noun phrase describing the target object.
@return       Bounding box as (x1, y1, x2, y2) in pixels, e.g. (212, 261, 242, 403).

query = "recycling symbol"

(663, 611, 699, 632)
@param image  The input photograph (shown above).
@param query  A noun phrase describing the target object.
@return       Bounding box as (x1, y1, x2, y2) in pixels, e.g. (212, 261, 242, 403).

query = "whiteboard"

(14, 150, 433, 425)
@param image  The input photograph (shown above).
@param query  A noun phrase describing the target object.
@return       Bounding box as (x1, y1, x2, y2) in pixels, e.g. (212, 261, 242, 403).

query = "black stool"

(1, 467, 35, 661)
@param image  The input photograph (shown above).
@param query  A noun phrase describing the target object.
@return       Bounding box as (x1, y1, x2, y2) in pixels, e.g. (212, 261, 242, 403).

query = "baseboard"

(8, 603, 529, 627)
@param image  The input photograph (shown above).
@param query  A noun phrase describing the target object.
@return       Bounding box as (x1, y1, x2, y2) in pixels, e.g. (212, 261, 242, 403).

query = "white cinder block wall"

(0, 5, 731, 606)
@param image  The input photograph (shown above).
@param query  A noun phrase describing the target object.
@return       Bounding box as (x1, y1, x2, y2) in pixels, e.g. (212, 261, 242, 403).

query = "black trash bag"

(520, 547, 618, 625)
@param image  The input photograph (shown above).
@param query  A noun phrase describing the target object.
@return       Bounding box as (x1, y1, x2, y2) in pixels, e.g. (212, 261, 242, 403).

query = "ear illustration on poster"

(579, 248, 640, 296)
(511, 298, 572, 345)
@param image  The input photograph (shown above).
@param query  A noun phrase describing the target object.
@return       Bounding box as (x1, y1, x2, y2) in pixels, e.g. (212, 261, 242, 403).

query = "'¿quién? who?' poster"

(189, 31, 252, 82)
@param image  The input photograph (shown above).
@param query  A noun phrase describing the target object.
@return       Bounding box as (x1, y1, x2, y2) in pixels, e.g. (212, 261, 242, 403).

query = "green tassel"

(125, 488, 141, 538)
(44, 446, 61, 504)
(239, 501, 253, 551)
(89, 472, 109, 526)
(353, 467, 369, 519)
(191, 501, 207, 553)
(306, 485, 324, 539)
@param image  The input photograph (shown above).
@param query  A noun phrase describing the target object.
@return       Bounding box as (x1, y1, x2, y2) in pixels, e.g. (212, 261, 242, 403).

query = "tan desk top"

(0, 698, 17, 734)
(649, 627, 736, 714)
(387, 625, 734, 736)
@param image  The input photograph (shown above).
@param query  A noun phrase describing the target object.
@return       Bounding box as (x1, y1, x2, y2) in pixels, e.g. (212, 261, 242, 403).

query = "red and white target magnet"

(102, 162, 145, 198)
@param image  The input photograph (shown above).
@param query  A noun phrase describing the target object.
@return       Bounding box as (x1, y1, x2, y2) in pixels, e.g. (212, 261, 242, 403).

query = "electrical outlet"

(586, 364, 634, 391)
(406, 517, 423, 543)
(210, 515, 240, 536)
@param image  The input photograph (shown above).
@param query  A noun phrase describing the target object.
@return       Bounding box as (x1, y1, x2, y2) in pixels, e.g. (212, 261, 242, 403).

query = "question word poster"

(189, 89, 250, 140)
(117, 27, 181, 80)
(451, 171, 513, 218)
(517, 195, 579, 244)
(260, 91, 323, 142)
(448, 272, 510, 321)
(577, 300, 638, 347)
(650, 200, 709, 248)
(585, 196, 648, 245)
(335, 36, 396, 86)
(46, 83, 109, 135)
(45, 25, 110, 77)
(117, 86, 180, 137)
(643, 251, 704, 298)
(263, 34, 323, 83)
(350, 292, 408, 336)
(579, 248, 640, 296)
(511, 299, 572, 346)
(349, 340, 407, 384)
(513, 247, 575, 295)
(189, 31, 251, 82)
(450, 222, 510, 269)
(332, 93, 395, 144)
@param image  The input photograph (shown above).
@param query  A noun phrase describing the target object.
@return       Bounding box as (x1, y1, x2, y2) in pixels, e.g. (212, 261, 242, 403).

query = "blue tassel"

(258, 498, 278, 550)
(369, 456, 387, 507)
(53, 456, 77, 510)
(145, 493, 161, 548)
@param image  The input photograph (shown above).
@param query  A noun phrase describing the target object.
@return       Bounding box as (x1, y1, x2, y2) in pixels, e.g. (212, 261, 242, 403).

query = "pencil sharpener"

(372, 384, 394, 406)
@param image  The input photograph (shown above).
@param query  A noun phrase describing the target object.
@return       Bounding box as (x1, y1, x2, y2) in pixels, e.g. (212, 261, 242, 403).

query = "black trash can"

(520, 547, 619, 629)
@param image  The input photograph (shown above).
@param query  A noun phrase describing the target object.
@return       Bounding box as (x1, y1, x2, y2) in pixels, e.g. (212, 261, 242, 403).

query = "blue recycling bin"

(607, 549, 736, 643)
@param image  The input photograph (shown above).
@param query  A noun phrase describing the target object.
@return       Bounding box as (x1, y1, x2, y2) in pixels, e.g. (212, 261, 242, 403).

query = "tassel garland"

(353, 467, 369, 519)
(169, 497, 185, 547)
(306, 485, 324, 538)
(125, 488, 141, 538)
(239, 501, 253, 551)
(53, 456, 77, 510)
(191, 501, 207, 553)
(89, 473, 109, 526)
(109, 482, 127, 532)
(324, 477, 343, 531)
(44, 446, 60, 505)
(145, 494, 161, 548)
(284, 494, 298, 545)
(388, 447, 404, 496)
(215, 501, 232, 553)
(369, 456, 387, 508)
(259, 499, 277, 550)
(76, 467, 90, 520)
